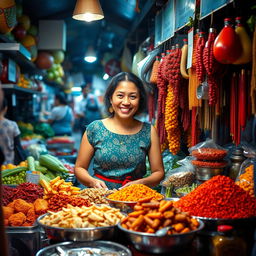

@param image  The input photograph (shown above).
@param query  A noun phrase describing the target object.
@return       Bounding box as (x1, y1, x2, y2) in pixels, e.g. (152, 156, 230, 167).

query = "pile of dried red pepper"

(174, 175, 256, 219)
(2, 182, 44, 206)
(191, 147, 227, 168)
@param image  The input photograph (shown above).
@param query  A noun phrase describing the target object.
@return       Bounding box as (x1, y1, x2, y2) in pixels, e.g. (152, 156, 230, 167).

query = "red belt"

(95, 173, 133, 186)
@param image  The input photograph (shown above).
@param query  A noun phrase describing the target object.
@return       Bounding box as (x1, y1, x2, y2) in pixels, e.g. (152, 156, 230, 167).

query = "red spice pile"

(48, 194, 91, 212)
(2, 183, 44, 206)
(174, 175, 256, 219)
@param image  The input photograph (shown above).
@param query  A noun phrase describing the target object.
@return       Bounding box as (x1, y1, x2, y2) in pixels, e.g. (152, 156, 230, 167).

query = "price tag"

(26, 171, 40, 184)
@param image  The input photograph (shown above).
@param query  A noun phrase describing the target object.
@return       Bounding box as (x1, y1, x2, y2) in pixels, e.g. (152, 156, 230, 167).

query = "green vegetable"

(39, 172, 51, 183)
(27, 156, 36, 172)
(34, 123, 55, 138)
(35, 160, 48, 173)
(39, 154, 68, 173)
(2, 166, 27, 178)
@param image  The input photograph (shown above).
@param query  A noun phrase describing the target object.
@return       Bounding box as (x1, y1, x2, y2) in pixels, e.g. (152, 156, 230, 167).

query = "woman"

(42, 92, 73, 136)
(0, 99, 27, 164)
(75, 72, 164, 189)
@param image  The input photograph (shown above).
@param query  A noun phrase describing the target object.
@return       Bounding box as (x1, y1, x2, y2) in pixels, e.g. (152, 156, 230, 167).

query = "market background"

(0, 0, 256, 256)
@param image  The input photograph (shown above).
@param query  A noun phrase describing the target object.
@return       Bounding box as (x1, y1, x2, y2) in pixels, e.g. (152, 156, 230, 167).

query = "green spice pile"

(174, 175, 256, 219)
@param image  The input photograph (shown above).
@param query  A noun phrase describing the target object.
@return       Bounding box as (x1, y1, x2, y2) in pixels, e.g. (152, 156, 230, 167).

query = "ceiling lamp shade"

(72, 0, 104, 22)
(84, 46, 97, 63)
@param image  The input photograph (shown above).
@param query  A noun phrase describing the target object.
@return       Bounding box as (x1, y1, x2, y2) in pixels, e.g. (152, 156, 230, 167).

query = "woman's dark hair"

(104, 72, 147, 116)
(55, 92, 68, 105)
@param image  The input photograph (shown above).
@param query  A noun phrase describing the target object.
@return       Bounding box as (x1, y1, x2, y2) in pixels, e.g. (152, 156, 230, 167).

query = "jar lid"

(217, 225, 233, 232)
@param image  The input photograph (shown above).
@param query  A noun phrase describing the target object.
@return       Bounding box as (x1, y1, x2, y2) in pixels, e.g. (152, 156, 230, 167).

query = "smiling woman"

(74, 72, 165, 190)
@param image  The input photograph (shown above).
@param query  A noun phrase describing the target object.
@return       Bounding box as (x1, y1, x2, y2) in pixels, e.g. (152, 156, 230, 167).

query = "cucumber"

(2, 166, 28, 178)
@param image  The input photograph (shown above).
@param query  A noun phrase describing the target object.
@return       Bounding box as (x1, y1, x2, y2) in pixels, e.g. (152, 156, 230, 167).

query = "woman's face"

(111, 80, 140, 119)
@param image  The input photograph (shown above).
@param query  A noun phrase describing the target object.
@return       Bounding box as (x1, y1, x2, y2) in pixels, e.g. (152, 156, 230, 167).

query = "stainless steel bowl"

(37, 214, 117, 242)
(195, 166, 225, 181)
(117, 220, 204, 254)
(193, 216, 256, 232)
(36, 240, 132, 256)
(104, 196, 137, 213)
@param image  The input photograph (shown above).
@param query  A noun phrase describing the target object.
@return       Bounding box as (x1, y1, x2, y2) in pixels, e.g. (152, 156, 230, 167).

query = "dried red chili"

(48, 194, 91, 212)
(174, 175, 256, 219)
(191, 148, 227, 160)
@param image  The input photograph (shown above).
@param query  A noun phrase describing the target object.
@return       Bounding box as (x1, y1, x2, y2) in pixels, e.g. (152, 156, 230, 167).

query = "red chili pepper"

(174, 175, 256, 219)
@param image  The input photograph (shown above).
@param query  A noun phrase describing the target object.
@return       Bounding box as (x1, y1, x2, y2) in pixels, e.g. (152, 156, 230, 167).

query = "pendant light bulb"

(73, 0, 104, 22)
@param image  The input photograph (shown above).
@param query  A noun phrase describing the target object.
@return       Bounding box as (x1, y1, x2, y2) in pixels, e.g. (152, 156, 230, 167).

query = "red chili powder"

(174, 175, 256, 219)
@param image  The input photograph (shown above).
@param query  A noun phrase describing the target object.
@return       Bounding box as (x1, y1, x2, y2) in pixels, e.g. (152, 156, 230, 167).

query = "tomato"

(213, 18, 242, 64)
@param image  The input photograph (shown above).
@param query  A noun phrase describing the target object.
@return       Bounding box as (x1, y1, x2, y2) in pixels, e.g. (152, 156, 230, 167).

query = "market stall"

(1, 0, 256, 255)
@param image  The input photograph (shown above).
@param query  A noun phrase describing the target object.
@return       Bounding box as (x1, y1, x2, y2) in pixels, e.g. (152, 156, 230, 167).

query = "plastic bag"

(161, 156, 195, 189)
(189, 139, 227, 161)
(235, 145, 256, 197)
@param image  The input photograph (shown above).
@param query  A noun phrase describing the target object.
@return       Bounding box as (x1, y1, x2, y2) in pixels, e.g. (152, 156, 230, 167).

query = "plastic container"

(235, 147, 256, 197)
(211, 225, 247, 256)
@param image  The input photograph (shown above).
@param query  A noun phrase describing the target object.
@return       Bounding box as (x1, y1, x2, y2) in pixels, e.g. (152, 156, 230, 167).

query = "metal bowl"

(193, 216, 256, 232)
(37, 213, 117, 242)
(36, 240, 132, 256)
(117, 220, 204, 254)
(104, 196, 137, 213)
(195, 166, 225, 181)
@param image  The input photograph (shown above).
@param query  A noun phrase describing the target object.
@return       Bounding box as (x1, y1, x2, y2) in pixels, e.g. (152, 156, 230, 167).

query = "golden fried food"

(8, 212, 26, 226)
(3, 206, 14, 219)
(33, 198, 48, 215)
(14, 199, 33, 214)
(26, 208, 36, 224)
(7, 201, 15, 209)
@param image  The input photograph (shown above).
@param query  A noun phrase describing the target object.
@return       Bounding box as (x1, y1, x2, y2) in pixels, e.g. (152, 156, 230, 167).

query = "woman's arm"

(74, 132, 107, 188)
(123, 125, 165, 188)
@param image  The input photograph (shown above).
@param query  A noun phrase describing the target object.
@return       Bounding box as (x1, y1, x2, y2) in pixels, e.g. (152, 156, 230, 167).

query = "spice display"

(174, 175, 256, 219)
(165, 84, 180, 155)
(162, 171, 195, 188)
(121, 199, 200, 234)
(40, 204, 125, 228)
(191, 148, 227, 160)
(149, 56, 160, 84)
(191, 160, 227, 168)
(79, 188, 116, 204)
(236, 164, 254, 197)
(203, 28, 221, 105)
(107, 184, 163, 202)
(3, 198, 48, 227)
(40, 176, 80, 200)
(195, 32, 206, 84)
(156, 53, 168, 145)
(2, 183, 44, 206)
(48, 194, 91, 212)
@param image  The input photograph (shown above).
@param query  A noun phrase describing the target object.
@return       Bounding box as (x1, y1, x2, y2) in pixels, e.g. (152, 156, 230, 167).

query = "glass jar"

(229, 147, 246, 180)
(211, 225, 247, 256)
(235, 147, 256, 197)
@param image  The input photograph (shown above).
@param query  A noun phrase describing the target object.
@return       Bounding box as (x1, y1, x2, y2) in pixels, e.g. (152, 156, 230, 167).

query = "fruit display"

(0, 0, 16, 34)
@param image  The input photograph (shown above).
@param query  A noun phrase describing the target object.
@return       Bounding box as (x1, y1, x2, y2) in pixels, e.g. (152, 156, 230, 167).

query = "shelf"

(0, 35, 44, 76)
(2, 84, 42, 94)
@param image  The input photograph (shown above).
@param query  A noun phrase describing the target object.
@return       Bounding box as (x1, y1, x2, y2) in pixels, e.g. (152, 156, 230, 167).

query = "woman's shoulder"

(86, 119, 103, 131)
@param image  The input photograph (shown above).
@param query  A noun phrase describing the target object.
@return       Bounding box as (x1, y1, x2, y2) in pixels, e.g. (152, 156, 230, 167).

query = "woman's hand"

(120, 179, 144, 189)
(89, 177, 108, 188)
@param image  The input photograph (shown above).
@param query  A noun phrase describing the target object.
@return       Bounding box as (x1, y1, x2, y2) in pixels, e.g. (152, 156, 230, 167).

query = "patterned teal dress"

(86, 120, 151, 189)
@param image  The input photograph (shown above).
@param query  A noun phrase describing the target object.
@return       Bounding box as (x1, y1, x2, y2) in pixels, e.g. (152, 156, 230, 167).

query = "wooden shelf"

(2, 84, 42, 94)
(0, 35, 44, 76)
